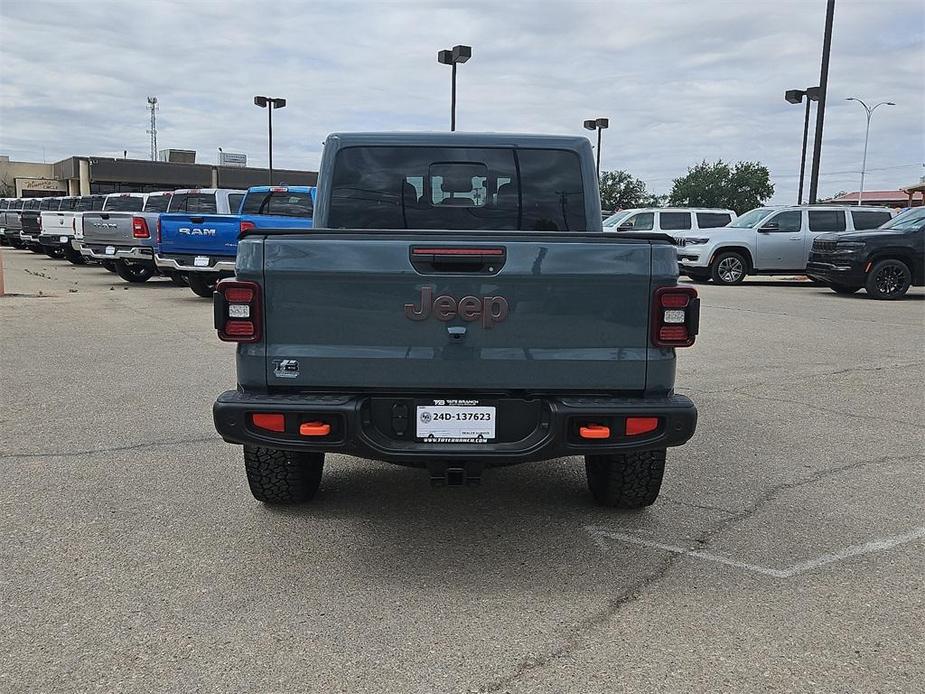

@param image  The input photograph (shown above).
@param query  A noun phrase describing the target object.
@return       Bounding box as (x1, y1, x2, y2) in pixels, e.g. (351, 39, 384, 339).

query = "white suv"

(604, 207, 737, 234)
(675, 205, 894, 285)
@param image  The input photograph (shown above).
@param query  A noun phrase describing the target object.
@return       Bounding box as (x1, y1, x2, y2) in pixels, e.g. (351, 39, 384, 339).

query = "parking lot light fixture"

(583, 117, 609, 179)
(438, 45, 472, 132)
(845, 97, 895, 206)
(785, 87, 820, 204)
(254, 96, 287, 184)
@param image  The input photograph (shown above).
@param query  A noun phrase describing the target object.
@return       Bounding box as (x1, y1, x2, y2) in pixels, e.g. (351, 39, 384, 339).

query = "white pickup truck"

(675, 205, 894, 284)
(40, 194, 106, 264)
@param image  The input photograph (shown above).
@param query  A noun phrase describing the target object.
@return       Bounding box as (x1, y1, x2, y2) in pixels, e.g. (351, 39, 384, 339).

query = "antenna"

(146, 97, 158, 161)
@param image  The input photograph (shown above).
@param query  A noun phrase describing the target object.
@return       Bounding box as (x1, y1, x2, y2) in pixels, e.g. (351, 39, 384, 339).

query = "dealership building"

(0, 153, 317, 197)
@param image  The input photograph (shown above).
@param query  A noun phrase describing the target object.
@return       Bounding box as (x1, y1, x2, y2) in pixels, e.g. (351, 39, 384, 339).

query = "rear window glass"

(659, 212, 691, 230)
(241, 190, 314, 217)
(25, 199, 42, 209)
(696, 212, 732, 228)
(328, 146, 586, 231)
(39, 198, 60, 210)
(851, 210, 892, 230)
(144, 195, 172, 213)
(75, 196, 105, 211)
(228, 194, 244, 213)
(59, 198, 78, 211)
(11, 200, 25, 209)
(808, 210, 846, 232)
(105, 195, 144, 212)
(192, 194, 217, 214)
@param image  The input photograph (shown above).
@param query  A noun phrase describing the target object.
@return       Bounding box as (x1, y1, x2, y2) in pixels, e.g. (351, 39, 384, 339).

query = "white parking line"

(585, 525, 925, 579)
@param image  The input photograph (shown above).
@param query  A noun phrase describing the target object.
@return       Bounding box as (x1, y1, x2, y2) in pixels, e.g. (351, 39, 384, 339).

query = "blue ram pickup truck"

(238, 185, 315, 234)
(212, 132, 700, 509)
(154, 188, 246, 297)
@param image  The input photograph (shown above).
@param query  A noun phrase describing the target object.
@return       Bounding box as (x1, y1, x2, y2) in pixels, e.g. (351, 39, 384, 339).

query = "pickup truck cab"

(807, 206, 925, 299)
(154, 188, 246, 297)
(676, 204, 894, 284)
(2, 199, 28, 248)
(38, 197, 80, 258)
(68, 195, 106, 265)
(79, 192, 177, 283)
(604, 207, 736, 233)
(238, 185, 315, 233)
(212, 132, 700, 509)
(19, 197, 50, 251)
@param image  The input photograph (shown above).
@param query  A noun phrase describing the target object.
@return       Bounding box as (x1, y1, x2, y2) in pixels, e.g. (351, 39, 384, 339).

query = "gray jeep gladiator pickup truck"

(212, 132, 699, 508)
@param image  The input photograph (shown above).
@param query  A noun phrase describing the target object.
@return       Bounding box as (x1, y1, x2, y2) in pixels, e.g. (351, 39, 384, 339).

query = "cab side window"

(659, 212, 691, 230)
(766, 210, 802, 232)
(624, 212, 654, 230)
(808, 210, 846, 232)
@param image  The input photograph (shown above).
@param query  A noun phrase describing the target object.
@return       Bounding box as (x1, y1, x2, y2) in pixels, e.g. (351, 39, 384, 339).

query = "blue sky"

(1, 0, 922, 203)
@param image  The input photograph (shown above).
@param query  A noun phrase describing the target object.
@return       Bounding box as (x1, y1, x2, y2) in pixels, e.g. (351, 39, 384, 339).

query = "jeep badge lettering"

(404, 286, 509, 329)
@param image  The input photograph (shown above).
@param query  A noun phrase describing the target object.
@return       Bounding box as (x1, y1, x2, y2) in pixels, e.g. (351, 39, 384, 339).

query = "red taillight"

(72, 219, 76, 231)
(251, 413, 285, 432)
(132, 216, 149, 238)
(652, 286, 699, 347)
(412, 247, 505, 256)
(215, 279, 262, 343)
(156, 217, 162, 244)
(39, 216, 43, 230)
(626, 417, 659, 436)
(240, 220, 256, 234)
(270, 186, 287, 193)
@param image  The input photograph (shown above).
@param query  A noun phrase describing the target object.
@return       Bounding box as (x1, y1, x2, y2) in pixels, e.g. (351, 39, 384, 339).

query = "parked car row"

(603, 203, 922, 299)
(0, 186, 316, 297)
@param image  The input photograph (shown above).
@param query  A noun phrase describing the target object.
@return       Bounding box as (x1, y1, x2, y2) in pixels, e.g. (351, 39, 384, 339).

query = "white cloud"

(0, 0, 922, 203)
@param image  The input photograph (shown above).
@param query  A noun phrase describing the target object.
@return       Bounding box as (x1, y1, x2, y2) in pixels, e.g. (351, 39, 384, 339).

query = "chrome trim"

(78, 244, 154, 262)
(154, 254, 235, 273)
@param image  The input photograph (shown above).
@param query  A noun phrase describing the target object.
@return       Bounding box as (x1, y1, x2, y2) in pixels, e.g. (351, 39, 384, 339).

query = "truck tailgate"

(159, 214, 240, 256)
(261, 233, 654, 391)
(82, 212, 135, 244)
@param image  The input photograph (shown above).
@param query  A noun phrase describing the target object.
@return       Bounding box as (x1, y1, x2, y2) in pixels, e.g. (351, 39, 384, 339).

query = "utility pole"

(147, 97, 158, 161)
(808, 0, 835, 204)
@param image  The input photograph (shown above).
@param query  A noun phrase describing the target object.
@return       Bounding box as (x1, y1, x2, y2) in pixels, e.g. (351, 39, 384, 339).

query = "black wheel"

(114, 261, 154, 283)
(63, 245, 86, 265)
(10, 238, 24, 249)
(830, 284, 861, 295)
(29, 246, 44, 254)
(165, 272, 189, 287)
(187, 273, 216, 298)
(710, 251, 747, 285)
(243, 445, 324, 504)
(585, 450, 666, 509)
(43, 246, 65, 259)
(102, 261, 117, 273)
(865, 259, 911, 300)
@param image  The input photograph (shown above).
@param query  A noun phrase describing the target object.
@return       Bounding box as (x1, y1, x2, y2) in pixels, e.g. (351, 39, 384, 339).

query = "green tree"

(668, 160, 774, 214)
(599, 170, 653, 212)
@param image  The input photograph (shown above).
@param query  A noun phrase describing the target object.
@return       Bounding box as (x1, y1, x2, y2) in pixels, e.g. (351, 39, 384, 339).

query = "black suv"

(807, 207, 925, 299)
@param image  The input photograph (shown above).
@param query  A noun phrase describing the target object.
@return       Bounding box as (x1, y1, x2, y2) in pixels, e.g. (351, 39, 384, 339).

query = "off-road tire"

(686, 271, 710, 284)
(114, 261, 154, 283)
(165, 272, 189, 287)
(865, 259, 911, 300)
(44, 246, 65, 259)
(187, 273, 216, 298)
(830, 284, 861, 295)
(64, 246, 86, 265)
(102, 261, 117, 273)
(585, 450, 666, 509)
(709, 251, 747, 285)
(243, 445, 325, 504)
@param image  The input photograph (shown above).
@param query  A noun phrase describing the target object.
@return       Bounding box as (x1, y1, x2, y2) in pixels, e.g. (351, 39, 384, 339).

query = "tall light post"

(785, 87, 820, 204)
(846, 97, 895, 205)
(808, 0, 836, 204)
(583, 118, 609, 179)
(254, 96, 287, 184)
(437, 45, 471, 131)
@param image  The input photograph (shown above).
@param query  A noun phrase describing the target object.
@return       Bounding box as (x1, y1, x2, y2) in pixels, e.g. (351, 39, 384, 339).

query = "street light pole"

(846, 97, 895, 205)
(438, 45, 471, 132)
(785, 86, 820, 204)
(254, 96, 287, 185)
(583, 118, 609, 179)
(808, 0, 836, 204)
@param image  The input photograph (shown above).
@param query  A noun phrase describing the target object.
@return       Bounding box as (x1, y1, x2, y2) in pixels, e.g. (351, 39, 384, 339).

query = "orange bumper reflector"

(579, 424, 611, 439)
(626, 417, 659, 436)
(300, 421, 331, 437)
(252, 413, 285, 433)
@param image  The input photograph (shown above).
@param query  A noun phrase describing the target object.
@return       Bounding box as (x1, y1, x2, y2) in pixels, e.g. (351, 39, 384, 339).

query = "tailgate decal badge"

(272, 359, 300, 379)
(404, 286, 509, 329)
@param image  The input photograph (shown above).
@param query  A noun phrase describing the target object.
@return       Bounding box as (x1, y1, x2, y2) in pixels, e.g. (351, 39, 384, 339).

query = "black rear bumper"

(213, 390, 697, 465)
(805, 259, 866, 287)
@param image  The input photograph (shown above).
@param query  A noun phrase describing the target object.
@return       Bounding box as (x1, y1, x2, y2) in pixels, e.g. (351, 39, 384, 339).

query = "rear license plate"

(105, 246, 115, 255)
(416, 401, 496, 442)
(194, 256, 210, 267)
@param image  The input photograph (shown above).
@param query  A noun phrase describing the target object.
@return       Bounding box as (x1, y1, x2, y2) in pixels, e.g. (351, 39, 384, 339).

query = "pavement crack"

(0, 435, 219, 461)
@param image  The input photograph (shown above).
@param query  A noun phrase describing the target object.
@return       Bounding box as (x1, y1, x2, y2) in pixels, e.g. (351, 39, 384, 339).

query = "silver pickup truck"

(79, 192, 180, 283)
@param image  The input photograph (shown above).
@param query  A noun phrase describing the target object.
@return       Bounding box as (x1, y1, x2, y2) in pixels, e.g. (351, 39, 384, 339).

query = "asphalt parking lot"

(1, 247, 923, 693)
